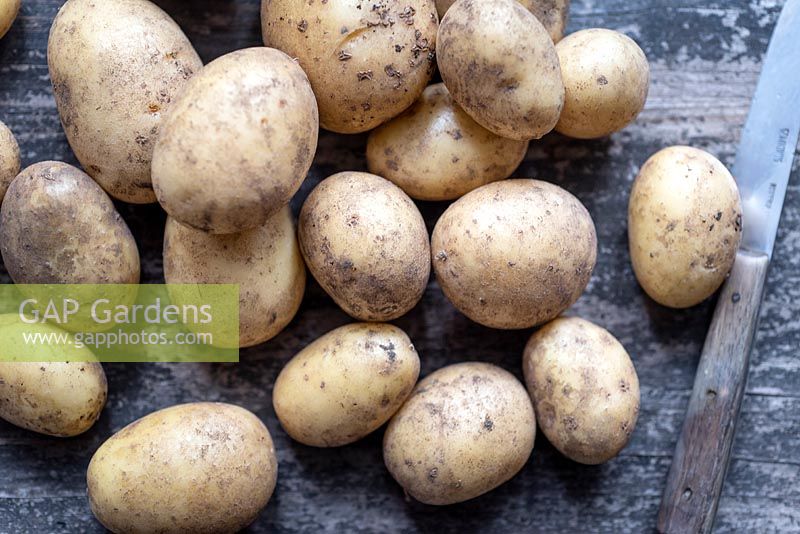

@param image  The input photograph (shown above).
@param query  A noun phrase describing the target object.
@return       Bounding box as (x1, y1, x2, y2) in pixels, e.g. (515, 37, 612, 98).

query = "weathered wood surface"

(1, 1, 799, 532)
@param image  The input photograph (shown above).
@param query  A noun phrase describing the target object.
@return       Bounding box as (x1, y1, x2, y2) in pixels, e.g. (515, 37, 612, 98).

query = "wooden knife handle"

(657, 250, 770, 534)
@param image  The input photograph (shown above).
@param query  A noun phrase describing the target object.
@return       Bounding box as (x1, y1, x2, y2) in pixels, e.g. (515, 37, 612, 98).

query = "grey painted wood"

(1, 1, 799, 533)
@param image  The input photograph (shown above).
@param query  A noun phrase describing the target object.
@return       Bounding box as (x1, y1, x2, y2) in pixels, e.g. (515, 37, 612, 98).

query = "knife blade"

(657, 1, 800, 532)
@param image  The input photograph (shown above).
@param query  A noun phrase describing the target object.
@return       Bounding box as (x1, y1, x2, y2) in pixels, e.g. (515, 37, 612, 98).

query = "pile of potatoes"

(0, 0, 747, 530)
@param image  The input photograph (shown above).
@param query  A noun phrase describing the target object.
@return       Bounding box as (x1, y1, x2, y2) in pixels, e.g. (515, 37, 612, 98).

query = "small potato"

(152, 47, 318, 235)
(384, 362, 535, 505)
(523, 317, 640, 464)
(0, 120, 21, 202)
(274, 323, 420, 447)
(299, 172, 430, 321)
(432, 179, 597, 329)
(262, 0, 438, 133)
(367, 83, 529, 201)
(435, 0, 570, 43)
(88, 402, 277, 534)
(555, 29, 650, 139)
(163, 207, 306, 348)
(0, 162, 140, 284)
(437, 0, 564, 140)
(0, 0, 20, 39)
(628, 146, 743, 308)
(48, 0, 202, 203)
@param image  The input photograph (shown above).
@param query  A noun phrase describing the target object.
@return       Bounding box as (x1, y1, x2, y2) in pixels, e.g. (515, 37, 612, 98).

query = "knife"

(657, 1, 800, 532)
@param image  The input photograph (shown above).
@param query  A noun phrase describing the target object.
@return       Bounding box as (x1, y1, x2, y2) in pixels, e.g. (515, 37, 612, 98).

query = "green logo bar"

(0, 285, 239, 362)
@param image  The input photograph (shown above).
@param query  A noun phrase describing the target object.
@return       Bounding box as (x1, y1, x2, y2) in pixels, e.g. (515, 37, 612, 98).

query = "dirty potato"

(261, 0, 438, 133)
(628, 146, 743, 308)
(152, 47, 318, 235)
(384, 362, 535, 505)
(431, 179, 597, 329)
(274, 323, 420, 447)
(48, 0, 202, 203)
(88, 402, 277, 534)
(556, 29, 650, 139)
(437, 0, 564, 140)
(0, 120, 20, 202)
(0, 0, 20, 39)
(523, 317, 640, 464)
(298, 172, 430, 321)
(367, 83, 529, 201)
(0, 161, 140, 284)
(435, 0, 570, 42)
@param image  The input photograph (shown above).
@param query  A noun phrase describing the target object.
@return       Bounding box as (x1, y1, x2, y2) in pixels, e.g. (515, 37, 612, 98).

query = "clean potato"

(299, 172, 430, 321)
(437, 0, 564, 140)
(432, 179, 597, 329)
(367, 83, 529, 201)
(88, 402, 277, 534)
(523, 317, 640, 464)
(48, 0, 202, 203)
(0, 0, 20, 39)
(628, 146, 743, 308)
(152, 47, 318, 234)
(384, 362, 535, 505)
(0, 161, 140, 284)
(556, 29, 650, 139)
(274, 323, 420, 447)
(163, 206, 306, 348)
(0, 120, 20, 202)
(261, 0, 438, 133)
(435, 0, 570, 42)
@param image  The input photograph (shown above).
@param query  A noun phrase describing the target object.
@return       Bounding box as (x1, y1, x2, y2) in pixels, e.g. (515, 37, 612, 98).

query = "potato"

(384, 362, 535, 505)
(48, 0, 202, 203)
(0, 120, 20, 202)
(523, 317, 640, 464)
(261, 0, 438, 134)
(0, 161, 140, 284)
(437, 0, 564, 140)
(367, 83, 529, 201)
(555, 29, 650, 139)
(163, 206, 305, 348)
(87, 402, 277, 534)
(435, 0, 570, 43)
(628, 146, 743, 308)
(152, 47, 318, 235)
(432, 179, 596, 329)
(274, 323, 420, 447)
(299, 172, 430, 321)
(0, 0, 20, 39)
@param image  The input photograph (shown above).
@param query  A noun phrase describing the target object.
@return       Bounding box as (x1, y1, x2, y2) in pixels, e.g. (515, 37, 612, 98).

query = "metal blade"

(735, 0, 800, 258)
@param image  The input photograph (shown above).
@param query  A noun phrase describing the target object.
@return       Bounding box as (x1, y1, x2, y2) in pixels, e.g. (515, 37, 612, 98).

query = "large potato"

(556, 29, 650, 139)
(435, 0, 570, 42)
(384, 362, 535, 505)
(0, 0, 20, 39)
(87, 402, 277, 534)
(261, 0, 438, 133)
(437, 0, 564, 140)
(152, 47, 318, 235)
(0, 120, 20, 202)
(0, 162, 140, 284)
(523, 317, 640, 464)
(299, 172, 430, 321)
(274, 323, 420, 447)
(163, 206, 306, 348)
(48, 0, 202, 203)
(367, 83, 529, 201)
(432, 179, 597, 329)
(628, 146, 742, 308)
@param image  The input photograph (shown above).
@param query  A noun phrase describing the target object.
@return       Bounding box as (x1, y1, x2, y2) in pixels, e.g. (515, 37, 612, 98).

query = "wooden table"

(1, 1, 798, 532)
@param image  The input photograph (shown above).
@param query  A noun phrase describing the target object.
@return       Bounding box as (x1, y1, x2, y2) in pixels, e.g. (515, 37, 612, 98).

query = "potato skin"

(432, 179, 596, 329)
(384, 362, 535, 505)
(437, 0, 564, 140)
(153, 47, 318, 235)
(261, 0, 438, 134)
(274, 323, 420, 447)
(0, 162, 140, 284)
(0, 120, 20, 202)
(523, 317, 640, 464)
(367, 83, 529, 201)
(435, 0, 570, 42)
(555, 29, 650, 139)
(47, 0, 202, 203)
(628, 146, 742, 308)
(299, 172, 430, 321)
(87, 402, 278, 534)
(0, 0, 20, 39)
(163, 206, 305, 348)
